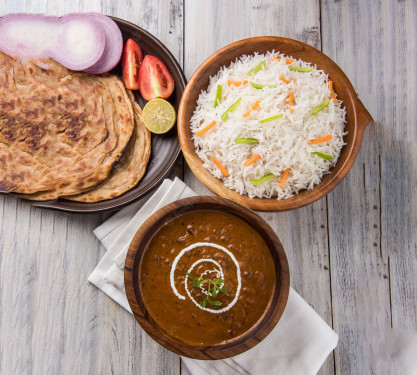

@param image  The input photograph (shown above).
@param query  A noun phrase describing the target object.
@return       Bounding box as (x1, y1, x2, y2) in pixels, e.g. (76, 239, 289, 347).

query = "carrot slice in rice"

(279, 168, 290, 188)
(251, 100, 260, 110)
(212, 156, 229, 176)
(280, 76, 290, 84)
(328, 81, 338, 103)
(243, 100, 261, 118)
(244, 154, 261, 166)
(288, 92, 294, 113)
(308, 134, 333, 145)
(196, 121, 216, 137)
(228, 80, 248, 87)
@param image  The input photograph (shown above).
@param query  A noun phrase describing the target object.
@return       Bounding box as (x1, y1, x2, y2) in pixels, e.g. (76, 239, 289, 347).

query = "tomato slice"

(121, 39, 143, 90)
(138, 55, 175, 101)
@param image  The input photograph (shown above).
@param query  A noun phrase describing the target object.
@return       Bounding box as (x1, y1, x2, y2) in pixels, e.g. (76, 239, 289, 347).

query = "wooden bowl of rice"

(178, 36, 373, 211)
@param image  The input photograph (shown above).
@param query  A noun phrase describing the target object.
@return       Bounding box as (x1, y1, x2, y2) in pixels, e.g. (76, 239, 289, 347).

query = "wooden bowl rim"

(178, 36, 373, 212)
(124, 195, 290, 359)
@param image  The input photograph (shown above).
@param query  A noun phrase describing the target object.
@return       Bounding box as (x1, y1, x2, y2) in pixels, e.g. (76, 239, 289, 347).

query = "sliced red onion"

(0, 13, 106, 71)
(0, 14, 60, 61)
(52, 13, 105, 71)
(82, 13, 123, 74)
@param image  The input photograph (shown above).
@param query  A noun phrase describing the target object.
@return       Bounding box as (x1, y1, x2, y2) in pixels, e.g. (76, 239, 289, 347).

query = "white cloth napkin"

(90, 177, 339, 374)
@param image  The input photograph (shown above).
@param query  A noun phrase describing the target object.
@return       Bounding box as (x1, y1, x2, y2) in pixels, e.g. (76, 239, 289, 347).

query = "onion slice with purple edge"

(0, 13, 105, 71)
(82, 13, 123, 74)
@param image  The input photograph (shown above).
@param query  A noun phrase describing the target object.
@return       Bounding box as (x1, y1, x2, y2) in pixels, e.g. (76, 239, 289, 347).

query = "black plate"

(26, 17, 186, 213)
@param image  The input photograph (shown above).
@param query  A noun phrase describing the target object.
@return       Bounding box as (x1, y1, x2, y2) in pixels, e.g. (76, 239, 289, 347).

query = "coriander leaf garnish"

(212, 284, 218, 298)
(193, 280, 202, 288)
(186, 272, 196, 280)
(218, 288, 229, 296)
(193, 276, 204, 288)
(186, 272, 229, 309)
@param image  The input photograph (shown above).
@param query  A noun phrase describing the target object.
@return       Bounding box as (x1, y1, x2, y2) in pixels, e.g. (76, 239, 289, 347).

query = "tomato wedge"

(138, 55, 175, 101)
(121, 39, 143, 90)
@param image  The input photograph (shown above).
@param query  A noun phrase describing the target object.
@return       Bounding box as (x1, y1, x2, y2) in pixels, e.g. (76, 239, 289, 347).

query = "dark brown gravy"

(139, 210, 276, 346)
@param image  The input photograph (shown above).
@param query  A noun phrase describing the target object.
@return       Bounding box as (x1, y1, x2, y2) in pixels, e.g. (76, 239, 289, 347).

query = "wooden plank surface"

(0, 1, 416, 375)
(321, 0, 417, 373)
(377, 0, 417, 334)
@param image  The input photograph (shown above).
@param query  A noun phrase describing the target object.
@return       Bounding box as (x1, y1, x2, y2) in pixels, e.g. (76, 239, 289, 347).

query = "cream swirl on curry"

(170, 242, 242, 313)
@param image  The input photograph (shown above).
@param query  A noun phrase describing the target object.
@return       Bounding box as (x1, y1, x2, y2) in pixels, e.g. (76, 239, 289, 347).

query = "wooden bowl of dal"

(177, 36, 373, 212)
(124, 196, 290, 359)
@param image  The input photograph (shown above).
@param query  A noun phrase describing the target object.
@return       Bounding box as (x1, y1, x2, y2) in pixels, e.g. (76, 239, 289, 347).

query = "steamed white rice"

(190, 51, 346, 200)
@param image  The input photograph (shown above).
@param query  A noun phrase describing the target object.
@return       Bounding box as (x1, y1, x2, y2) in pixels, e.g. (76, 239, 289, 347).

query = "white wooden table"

(0, 1, 416, 374)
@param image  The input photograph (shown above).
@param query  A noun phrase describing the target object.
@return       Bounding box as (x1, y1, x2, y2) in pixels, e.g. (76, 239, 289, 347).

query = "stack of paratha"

(0, 51, 151, 202)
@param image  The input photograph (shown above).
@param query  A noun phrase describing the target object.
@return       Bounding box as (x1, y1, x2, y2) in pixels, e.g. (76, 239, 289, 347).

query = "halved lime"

(142, 98, 177, 134)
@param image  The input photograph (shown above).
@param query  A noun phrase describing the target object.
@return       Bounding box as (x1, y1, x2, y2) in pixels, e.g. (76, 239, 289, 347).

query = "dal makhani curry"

(139, 210, 276, 346)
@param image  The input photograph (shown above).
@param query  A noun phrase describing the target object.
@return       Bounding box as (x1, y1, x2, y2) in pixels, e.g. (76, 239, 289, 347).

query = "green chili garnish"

(288, 66, 313, 72)
(259, 114, 284, 123)
(312, 152, 333, 160)
(251, 173, 276, 185)
(311, 98, 330, 114)
(249, 82, 264, 89)
(248, 81, 276, 89)
(214, 85, 222, 108)
(235, 137, 259, 144)
(221, 97, 242, 121)
(248, 60, 266, 76)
